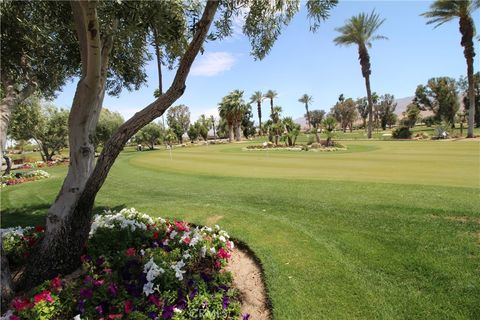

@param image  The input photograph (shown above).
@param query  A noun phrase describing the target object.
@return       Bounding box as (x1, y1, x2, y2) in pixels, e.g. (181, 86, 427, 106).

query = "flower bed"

(1, 170, 50, 187)
(1, 208, 243, 320)
(245, 141, 346, 152)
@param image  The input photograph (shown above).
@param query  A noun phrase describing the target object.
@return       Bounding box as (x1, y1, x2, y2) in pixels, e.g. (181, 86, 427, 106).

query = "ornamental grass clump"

(1, 208, 240, 320)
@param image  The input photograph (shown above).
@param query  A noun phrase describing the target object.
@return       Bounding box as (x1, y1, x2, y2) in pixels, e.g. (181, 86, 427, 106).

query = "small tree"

(377, 94, 397, 130)
(282, 117, 301, 146)
(94, 108, 124, 151)
(322, 116, 337, 146)
(187, 124, 199, 143)
(414, 77, 460, 127)
(331, 96, 357, 132)
(241, 106, 257, 139)
(402, 103, 421, 128)
(196, 115, 212, 141)
(9, 97, 68, 161)
(167, 105, 190, 143)
(135, 123, 163, 150)
(309, 109, 326, 142)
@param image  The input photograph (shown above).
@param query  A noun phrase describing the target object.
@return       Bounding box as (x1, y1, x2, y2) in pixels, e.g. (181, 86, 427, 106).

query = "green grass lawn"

(1, 140, 479, 319)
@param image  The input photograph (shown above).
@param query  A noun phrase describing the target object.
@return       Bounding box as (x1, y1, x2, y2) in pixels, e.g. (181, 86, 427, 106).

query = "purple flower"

(83, 275, 93, 284)
(108, 283, 118, 296)
(148, 311, 158, 319)
(222, 296, 230, 309)
(189, 287, 198, 300)
(77, 300, 85, 314)
(200, 273, 212, 283)
(96, 256, 105, 266)
(162, 305, 174, 319)
(242, 314, 251, 320)
(79, 288, 93, 299)
(95, 304, 104, 315)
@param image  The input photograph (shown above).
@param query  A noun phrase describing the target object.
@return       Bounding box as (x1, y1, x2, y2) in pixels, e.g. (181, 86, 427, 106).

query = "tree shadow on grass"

(1, 204, 127, 228)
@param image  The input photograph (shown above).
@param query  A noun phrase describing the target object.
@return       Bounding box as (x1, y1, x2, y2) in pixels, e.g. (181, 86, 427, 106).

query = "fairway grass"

(1, 140, 479, 319)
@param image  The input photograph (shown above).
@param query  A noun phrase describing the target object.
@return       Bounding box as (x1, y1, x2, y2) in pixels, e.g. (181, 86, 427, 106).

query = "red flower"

(175, 221, 189, 232)
(108, 314, 123, 319)
(33, 290, 53, 304)
(217, 248, 231, 259)
(50, 276, 62, 291)
(10, 315, 21, 320)
(11, 297, 33, 311)
(153, 231, 159, 240)
(34, 225, 45, 232)
(148, 294, 162, 307)
(125, 248, 136, 257)
(214, 260, 221, 269)
(124, 300, 134, 314)
(183, 237, 191, 245)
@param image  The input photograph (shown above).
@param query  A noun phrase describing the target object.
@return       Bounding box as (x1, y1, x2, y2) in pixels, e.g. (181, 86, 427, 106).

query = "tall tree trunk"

(358, 44, 373, 139)
(228, 124, 234, 142)
(305, 104, 311, 130)
(315, 126, 321, 143)
(1, 238, 14, 311)
(460, 16, 476, 138)
(234, 123, 241, 141)
(257, 101, 262, 135)
(19, 0, 219, 291)
(0, 84, 36, 167)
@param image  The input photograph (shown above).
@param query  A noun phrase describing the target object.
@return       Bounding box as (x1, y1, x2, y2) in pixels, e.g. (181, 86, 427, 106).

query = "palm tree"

(264, 90, 280, 144)
(422, 0, 479, 138)
(218, 90, 247, 142)
(264, 90, 278, 122)
(334, 11, 387, 139)
(298, 94, 313, 130)
(250, 91, 264, 135)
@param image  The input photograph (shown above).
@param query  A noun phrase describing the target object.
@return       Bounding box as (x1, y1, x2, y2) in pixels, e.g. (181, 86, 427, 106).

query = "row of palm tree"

(334, 1, 478, 138)
(248, 1, 478, 141)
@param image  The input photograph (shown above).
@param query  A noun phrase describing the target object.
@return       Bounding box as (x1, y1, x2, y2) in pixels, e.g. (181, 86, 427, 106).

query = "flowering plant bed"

(245, 141, 346, 152)
(1, 170, 50, 187)
(1, 208, 242, 320)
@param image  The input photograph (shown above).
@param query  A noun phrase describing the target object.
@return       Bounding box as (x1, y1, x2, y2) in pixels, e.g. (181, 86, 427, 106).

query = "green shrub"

(392, 126, 412, 139)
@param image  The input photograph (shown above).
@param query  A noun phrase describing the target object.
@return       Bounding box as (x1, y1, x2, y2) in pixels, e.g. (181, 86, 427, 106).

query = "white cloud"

(191, 52, 236, 77)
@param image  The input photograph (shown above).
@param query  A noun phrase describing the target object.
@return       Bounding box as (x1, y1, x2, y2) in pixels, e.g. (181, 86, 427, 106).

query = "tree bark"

(228, 124, 234, 142)
(305, 104, 311, 130)
(19, 0, 219, 290)
(257, 101, 262, 136)
(358, 44, 373, 139)
(1, 237, 14, 311)
(234, 123, 241, 141)
(459, 16, 476, 138)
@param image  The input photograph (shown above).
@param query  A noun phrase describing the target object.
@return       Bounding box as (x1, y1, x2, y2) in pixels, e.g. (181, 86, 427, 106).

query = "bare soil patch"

(227, 247, 271, 320)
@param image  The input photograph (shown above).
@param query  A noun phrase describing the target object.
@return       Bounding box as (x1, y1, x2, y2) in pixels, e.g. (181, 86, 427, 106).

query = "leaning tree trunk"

(460, 16, 476, 138)
(19, 0, 219, 290)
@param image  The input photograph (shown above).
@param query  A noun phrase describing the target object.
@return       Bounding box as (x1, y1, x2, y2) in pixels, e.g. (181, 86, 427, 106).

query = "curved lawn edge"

(230, 239, 272, 320)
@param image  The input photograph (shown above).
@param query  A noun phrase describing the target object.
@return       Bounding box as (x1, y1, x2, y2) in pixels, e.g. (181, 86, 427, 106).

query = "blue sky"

(54, 1, 479, 122)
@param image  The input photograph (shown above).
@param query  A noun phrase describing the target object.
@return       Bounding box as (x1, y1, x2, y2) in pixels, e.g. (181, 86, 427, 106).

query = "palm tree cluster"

(218, 90, 249, 142)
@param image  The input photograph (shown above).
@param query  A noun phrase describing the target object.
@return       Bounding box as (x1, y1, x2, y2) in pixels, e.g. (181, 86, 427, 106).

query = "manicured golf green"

(1, 140, 479, 319)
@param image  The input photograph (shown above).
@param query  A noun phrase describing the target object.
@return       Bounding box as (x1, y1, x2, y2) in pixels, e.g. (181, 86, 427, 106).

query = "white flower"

(201, 246, 207, 258)
(171, 260, 186, 281)
(174, 308, 183, 313)
(143, 282, 154, 296)
(210, 247, 216, 254)
(169, 230, 178, 239)
(140, 249, 145, 256)
(218, 235, 226, 243)
(0, 310, 14, 320)
(73, 315, 82, 320)
(183, 251, 191, 260)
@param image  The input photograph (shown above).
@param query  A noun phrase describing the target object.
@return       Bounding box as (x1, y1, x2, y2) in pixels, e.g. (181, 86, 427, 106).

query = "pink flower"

(103, 268, 113, 275)
(50, 276, 62, 291)
(218, 248, 231, 259)
(108, 314, 123, 319)
(10, 315, 21, 320)
(93, 279, 105, 286)
(183, 237, 191, 245)
(125, 247, 136, 257)
(33, 290, 53, 304)
(11, 297, 32, 311)
(175, 221, 189, 232)
(124, 300, 134, 314)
